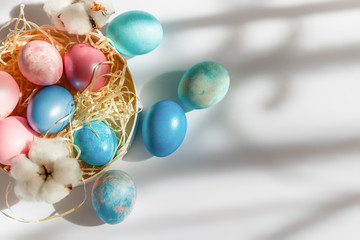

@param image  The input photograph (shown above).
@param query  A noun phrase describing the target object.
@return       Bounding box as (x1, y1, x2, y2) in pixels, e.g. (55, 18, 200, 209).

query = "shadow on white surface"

(0, 170, 18, 211)
(53, 181, 105, 226)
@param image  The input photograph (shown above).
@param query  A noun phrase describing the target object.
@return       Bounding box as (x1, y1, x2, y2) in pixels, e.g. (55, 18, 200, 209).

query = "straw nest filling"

(0, 6, 140, 181)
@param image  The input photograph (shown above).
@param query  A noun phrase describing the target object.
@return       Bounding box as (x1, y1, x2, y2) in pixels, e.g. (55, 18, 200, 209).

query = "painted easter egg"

(142, 100, 187, 157)
(0, 71, 20, 119)
(178, 61, 230, 110)
(18, 40, 63, 85)
(0, 116, 37, 165)
(64, 43, 110, 91)
(106, 10, 163, 56)
(74, 121, 118, 166)
(92, 170, 136, 224)
(27, 85, 75, 134)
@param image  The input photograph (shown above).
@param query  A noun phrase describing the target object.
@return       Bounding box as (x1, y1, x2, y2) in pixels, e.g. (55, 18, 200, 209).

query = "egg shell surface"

(74, 121, 118, 166)
(64, 43, 110, 91)
(0, 71, 20, 119)
(142, 100, 187, 157)
(92, 170, 136, 224)
(0, 116, 37, 165)
(178, 61, 230, 110)
(106, 10, 163, 56)
(18, 40, 63, 86)
(27, 85, 75, 134)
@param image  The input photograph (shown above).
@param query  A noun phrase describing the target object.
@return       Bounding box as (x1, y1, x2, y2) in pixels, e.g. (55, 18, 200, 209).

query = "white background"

(1, 0, 360, 239)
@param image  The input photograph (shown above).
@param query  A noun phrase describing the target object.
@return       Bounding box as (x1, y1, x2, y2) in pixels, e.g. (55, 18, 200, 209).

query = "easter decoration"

(178, 61, 230, 110)
(0, 0, 141, 223)
(0, 0, 229, 225)
(142, 100, 187, 157)
(0, 71, 20, 120)
(106, 10, 163, 57)
(92, 170, 136, 224)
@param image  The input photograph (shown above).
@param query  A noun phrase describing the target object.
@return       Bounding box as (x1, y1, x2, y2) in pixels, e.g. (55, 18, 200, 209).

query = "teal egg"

(106, 11, 163, 56)
(178, 61, 230, 110)
(74, 121, 118, 166)
(92, 170, 136, 224)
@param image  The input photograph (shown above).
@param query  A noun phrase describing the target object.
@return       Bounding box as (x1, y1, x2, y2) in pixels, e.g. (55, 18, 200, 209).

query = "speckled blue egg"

(178, 61, 230, 110)
(27, 85, 75, 134)
(74, 121, 118, 166)
(106, 10, 163, 56)
(142, 100, 187, 157)
(92, 170, 136, 224)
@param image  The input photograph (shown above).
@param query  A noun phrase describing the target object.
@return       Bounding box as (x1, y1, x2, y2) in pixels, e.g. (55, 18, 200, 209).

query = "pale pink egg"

(0, 71, 20, 119)
(64, 43, 110, 91)
(18, 40, 63, 86)
(0, 116, 37, 166)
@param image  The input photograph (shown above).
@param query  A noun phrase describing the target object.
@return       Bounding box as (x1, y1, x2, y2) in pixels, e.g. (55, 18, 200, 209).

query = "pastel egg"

(142, 100, 187, 157)
(64, 43, 110, 91)
(92, 170, 136, 224)
(74, 121, 118, 166)
(27, 85, 75, 134)
(18, 40, 63, 85)
(106, 10, 163, 56)
(0, 116, 37, 165)
(178, 61, 230, 110)
(0, 71, 20, 119)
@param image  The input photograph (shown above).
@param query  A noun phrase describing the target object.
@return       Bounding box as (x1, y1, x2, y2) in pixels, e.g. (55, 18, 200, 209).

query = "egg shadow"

(140, 70, 190, 112)
(52, 181, 105, 226)
(123, 113, 153, 162)
(0, 170, 19, 212)
(10, 4, 51, 27)
(0, 4, 51, 42)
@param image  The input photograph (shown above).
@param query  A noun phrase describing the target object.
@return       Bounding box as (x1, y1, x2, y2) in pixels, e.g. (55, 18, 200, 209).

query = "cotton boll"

(60, 3, 92, 35)
(43, 0, 72, 30)
(28, 138, 70, 165)
(43, 0, 72, 15)
(82, 0, 115, 28)
(39, 179, 70, 204)
(53, 157, 82, 186)
(11, 154, 44, 202)
(10, 154, 41, 181)
(14, 177, 44, 202)
(10, 137, 83, 204)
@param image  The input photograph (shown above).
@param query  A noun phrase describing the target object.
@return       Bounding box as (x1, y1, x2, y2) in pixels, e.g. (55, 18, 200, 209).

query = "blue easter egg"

(74, 121, 118, 166)
(106, 10, 163, 56)
(178, 61, 230, 110)
(27, 85, 75, 134)
(92, 170, 136, 224)
(142, 100, 187, 157)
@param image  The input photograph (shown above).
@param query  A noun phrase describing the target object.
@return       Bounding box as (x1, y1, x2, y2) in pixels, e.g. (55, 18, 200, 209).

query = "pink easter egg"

(18, 40, 63, 86)
(64, 43, 110, 91)
(0, 71, 20, 119)
(0, 116, 37, 166)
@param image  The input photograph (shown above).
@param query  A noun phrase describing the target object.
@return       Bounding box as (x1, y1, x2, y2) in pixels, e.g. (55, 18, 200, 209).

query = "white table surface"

(1, 0, 360, 239)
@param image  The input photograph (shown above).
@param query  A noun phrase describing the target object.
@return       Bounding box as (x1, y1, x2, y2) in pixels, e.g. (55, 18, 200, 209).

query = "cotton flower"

(10, 138, 83, 204)
(43, 0, 115, 35)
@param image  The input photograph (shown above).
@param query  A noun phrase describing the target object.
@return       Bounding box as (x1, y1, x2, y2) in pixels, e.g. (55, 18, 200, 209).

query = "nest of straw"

(0, 5, 140, 181)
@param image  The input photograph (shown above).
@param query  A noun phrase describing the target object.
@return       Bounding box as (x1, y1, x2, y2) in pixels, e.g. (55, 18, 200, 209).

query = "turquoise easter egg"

(92, 170, 136, 224)
(142, 100, 187, 157)
(106, 10, 163, 56)
(178, 61, 230, 110)
(74, 121, 118, 166)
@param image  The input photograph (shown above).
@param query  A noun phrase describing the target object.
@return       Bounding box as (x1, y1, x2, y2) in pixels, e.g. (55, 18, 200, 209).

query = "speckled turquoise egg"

(178, 61, 230, 110)
(142, 100, 187, 157)
(74, 121, 118, 166)
(106, 10, 163, 56)
(92, 170, 136, 224)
